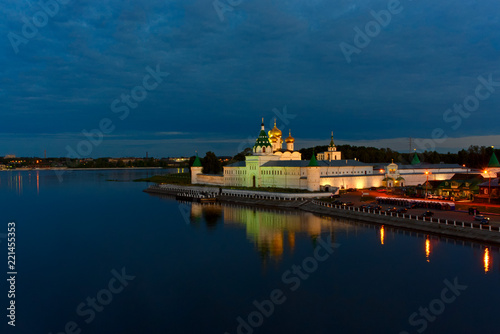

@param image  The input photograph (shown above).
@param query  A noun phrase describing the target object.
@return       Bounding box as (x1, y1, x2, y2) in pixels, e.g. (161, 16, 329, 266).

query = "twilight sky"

(2, 0, 500, 158)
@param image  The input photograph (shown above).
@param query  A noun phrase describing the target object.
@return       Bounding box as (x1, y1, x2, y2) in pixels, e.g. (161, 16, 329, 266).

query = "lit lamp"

(425, 171, 430, 199)
(484, 169, 491, 204)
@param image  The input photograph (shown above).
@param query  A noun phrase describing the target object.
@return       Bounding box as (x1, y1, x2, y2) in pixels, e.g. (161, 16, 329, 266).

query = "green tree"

(202, 151, 222, 174)
(232, 147, 253, 162)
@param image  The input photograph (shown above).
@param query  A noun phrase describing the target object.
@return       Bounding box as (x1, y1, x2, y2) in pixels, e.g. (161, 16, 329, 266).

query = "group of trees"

(299, 145, 497, 169)
(1, 157, 191, 169)
(189, 152, 223, 175)
(190, 145, 498, 174)
(75, 158, 169, 168)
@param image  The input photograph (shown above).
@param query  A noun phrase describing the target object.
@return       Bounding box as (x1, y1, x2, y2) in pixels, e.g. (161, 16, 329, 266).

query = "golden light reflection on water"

(484, 247, 490, 273)
(189, 203, 358, 262)
(186, 202, 498, 270)
(380, 225, 385, 245)
(425, 237, 431, 262)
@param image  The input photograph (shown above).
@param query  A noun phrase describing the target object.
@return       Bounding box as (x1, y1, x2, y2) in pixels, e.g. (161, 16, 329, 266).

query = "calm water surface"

(1, 169, 499, 334)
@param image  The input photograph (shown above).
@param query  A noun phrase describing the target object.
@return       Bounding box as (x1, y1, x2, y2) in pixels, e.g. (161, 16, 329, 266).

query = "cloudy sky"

(2, 0, 500, 158)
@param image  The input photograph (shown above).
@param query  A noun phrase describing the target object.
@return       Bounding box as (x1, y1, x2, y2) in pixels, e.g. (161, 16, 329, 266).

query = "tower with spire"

(317, 132, 341, 161)
(191, 152, 203, 184)
(252, 118, 273, 155)
(411, 149, 421, 165)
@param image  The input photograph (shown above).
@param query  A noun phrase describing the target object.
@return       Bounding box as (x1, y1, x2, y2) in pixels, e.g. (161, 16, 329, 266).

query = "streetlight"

(425, 171, 430, 199)
(484, 169, 491, 204)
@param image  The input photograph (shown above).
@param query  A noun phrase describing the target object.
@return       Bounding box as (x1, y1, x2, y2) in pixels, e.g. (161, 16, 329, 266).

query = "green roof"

(192, 154, 202, 167)
(411, 152, 420, 165)
(253, 130, 272, 148)
(488, 152, 500, 167)
(308, 149, 319, 166)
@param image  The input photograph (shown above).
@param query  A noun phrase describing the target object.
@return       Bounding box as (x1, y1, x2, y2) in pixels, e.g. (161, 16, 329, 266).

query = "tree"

(232, 147, 253, 162)
(202, 151, 222, 174)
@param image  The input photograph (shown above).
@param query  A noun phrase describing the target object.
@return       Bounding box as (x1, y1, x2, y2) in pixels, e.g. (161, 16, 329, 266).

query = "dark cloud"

(1, 0, 500, 157)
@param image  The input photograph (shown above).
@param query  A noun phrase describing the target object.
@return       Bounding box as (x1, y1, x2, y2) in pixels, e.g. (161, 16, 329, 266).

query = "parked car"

(406, 203, 418, 209)
(474, 215, 490, 223)
(479, 218, 490, 225)
(421, 211, 434, 218)
(385, 207, 398, 213)
(397, 208, 408, 214)
(342, 202, 354, 207)
(369, 187, 377, 191)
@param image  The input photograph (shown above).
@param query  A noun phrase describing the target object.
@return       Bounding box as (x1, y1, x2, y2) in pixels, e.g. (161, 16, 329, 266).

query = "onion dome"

(285, 130, 295, 143)
(270, 136, 278, 143)
(268, 119, 282, 138)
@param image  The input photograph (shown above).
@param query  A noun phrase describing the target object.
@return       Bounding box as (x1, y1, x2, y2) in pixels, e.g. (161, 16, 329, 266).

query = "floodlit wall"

(196, 174, 224, 186)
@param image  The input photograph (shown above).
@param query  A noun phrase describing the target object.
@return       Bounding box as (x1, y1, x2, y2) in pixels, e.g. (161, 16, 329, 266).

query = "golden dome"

(268, 119, 282, 138)
(285, 129, 294, 143)
(270, 136, 278, 143)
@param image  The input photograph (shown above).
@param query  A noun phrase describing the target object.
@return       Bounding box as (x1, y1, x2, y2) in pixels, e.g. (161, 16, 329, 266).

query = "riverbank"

(144, 184, 500, 246)
(302, 201, 500, 246)
(0, 167, 166, 171)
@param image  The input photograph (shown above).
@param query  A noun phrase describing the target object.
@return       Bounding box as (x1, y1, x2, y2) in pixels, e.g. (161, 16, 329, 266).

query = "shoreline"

(144, 185, 500, 246)
(0, 167, 168, 171)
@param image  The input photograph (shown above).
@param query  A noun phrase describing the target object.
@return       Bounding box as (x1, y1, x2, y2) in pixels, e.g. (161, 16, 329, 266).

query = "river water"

(0, 169, 498, 334)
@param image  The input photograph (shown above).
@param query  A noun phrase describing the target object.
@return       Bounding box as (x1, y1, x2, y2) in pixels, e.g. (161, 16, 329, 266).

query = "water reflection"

(425, 236, 431, 262)
(484, 247, 490, 273)
(190, 202, 223, 229)
(189, 203, 361, 262)
(4, 172, 25, 195)
(186, 202, 500, 269)
(380, 225, 385, 245)
(0, 168, 167, 195)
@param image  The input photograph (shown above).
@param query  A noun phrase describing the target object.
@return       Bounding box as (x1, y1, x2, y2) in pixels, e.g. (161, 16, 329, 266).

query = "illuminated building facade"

(191, 120, 473, 191)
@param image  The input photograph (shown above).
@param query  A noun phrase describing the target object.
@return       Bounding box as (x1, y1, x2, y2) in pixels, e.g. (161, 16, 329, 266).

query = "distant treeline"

(205, 145, 497, 170)
(1, 157, 188, 169)
(298, 145, 497, 169)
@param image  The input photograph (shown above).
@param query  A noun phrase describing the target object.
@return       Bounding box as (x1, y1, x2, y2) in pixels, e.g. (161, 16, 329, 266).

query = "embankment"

(144, 185, 500, 245)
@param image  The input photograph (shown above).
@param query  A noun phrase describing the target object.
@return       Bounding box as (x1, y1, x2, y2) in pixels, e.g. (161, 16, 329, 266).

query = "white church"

(190, 119, 474, 192)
